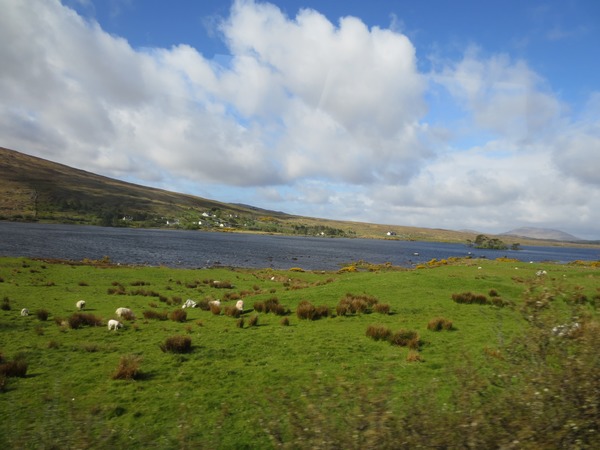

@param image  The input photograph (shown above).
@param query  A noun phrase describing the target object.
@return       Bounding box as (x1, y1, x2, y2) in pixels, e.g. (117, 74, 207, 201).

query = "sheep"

(107, 319, 123, 331)
(182, 299, 197, 309)
(115, 307, 135, 319)
(235, 300, 244, 312)
(536, 270, 547, 276)
(76, 300, 86, 311)
(208, 300, 221, 307)
(20, 308, 29, 316)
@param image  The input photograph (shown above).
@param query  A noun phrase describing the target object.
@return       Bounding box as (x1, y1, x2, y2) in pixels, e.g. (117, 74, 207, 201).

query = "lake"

(0, 221, 598, 270)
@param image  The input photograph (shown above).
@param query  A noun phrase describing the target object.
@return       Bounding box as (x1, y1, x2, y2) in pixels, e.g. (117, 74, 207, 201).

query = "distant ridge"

(501, 227, 581, 242)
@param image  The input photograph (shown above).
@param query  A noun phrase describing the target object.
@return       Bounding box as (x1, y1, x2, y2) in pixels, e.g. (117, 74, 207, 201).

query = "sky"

(1, 0, 599, 239)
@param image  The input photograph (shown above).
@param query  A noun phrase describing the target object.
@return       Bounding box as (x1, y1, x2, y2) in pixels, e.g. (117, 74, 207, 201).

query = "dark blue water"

(0, 222, 598, 270)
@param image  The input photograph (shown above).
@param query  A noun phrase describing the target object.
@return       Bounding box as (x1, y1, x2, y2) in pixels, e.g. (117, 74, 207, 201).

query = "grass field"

(1, 256, 598, 449)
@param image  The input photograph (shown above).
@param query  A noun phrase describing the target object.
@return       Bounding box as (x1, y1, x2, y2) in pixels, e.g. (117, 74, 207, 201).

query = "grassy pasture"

(0, 256, 598, 449)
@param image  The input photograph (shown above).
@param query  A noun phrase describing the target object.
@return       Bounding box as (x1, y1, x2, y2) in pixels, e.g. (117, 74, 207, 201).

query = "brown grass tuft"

(112, 354, 143, 380)
(160, 335, 192, 353)
(427, 317, 454, 331)
(168, 309, 187, 323)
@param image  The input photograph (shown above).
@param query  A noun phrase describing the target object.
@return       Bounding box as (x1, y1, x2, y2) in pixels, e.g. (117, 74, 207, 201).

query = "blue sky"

(2, 0, 599, 239)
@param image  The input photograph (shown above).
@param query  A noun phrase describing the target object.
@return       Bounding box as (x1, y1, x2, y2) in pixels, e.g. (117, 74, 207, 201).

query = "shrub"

(236, 318, 245, 328)
(223, 305, 241, 318)
(280, 317, 290, 326)
(160, 336, 192, 354)
(406, 350, 423, 363)
(0, 355, 28, 378)
(36, 309, 49, 321)
(112, 355, 143, 380)
(248, 315, 259, 327)
(373, 303, 391, 315)
(389, 329, 420, 348)
(209, 304, 221, 315)
(143, 310, 168, 321)
(427, 317, 454, 331)
(366, 325, 392, 341)
(296, 300, 317, 320)
(253, 301, 265, 313)
(1, 297, 10, 311)
(168, 309, 187, 323)
(452, 292, 489, 305)
(68, 313, 102, 329)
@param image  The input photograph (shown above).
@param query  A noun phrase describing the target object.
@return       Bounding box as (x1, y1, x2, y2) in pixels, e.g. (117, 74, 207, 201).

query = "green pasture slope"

(1, 256, 598, 449)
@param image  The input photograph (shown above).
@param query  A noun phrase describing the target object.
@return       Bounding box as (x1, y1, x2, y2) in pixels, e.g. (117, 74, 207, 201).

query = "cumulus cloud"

(0, 0, 599, 239)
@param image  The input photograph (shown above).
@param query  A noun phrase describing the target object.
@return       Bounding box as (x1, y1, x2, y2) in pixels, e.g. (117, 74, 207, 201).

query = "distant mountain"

(501, 227, 581, 242)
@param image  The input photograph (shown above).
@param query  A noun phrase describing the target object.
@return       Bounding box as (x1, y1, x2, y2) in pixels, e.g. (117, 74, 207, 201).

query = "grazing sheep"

(76, 300, 86, 311)
(208, 300, 221, 307)
(115, 307, 134, 319)
(21, 308, 29, 316)
(536, 270, 547, 276)
(235, 300, 244, 311)
(107, 319, 123, 331)
(182, 299, 197, 309)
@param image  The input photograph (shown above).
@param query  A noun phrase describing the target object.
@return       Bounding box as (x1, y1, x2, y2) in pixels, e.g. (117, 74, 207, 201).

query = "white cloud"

(0, 0, 599, 239)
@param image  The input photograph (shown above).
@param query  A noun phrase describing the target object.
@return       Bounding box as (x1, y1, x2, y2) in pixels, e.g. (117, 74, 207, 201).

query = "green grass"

(0, 256, 598, 448)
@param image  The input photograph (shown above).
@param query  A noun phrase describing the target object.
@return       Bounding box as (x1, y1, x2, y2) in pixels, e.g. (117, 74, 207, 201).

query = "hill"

(502, 227, 581, 242)
(0, 146, 591, 246)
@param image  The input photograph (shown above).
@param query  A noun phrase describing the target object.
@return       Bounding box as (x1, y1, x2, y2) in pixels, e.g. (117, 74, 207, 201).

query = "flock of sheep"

(20, 297, 244, 331)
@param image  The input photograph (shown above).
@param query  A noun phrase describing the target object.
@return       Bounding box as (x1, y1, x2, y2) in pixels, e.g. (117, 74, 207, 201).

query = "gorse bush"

(160, 336, 192, 354)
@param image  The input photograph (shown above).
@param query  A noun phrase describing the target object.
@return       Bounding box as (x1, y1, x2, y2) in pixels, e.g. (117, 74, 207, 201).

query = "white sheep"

(182, 299, 197, 309)
(107, 319, 123, 331)
(115, 307, 134, 319)
(21, 308, 29, 316)
(208, 300, 221, 308)
(76, 300, 86, 310)
(536, 270, 547, 276)
(235, 300, 244, 311)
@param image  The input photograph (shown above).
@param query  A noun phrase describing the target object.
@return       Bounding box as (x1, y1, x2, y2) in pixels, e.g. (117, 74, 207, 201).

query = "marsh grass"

(168, 309, 187, 322)
(143, 310, 168, 320)
(427, 317, 453, 331)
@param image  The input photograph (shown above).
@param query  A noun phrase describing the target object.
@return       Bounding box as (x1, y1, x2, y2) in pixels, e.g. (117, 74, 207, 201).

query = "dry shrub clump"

(373, 303, 391, 315)
(160, 335, 192, 354)
(0, 354, 28, 378)
(296, 300, 329, 320)
(336, 293, 379, 316)
(406, 350, 423, 363)
(210, 304, 222, 315)
(427, 317, 454, 331)
(142, 310, 168, 320)
(36, 309, 49, 321)
(223, 305, 241, 318)
(452, 291, 489, 305)
(68, 312, 102, 329)
(112, 354, 143, 380)
(168, 309, 187, 323)
(389, 330, 420, 349)
(248, 315, 259, 327)
(366, 324, 392, 341)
